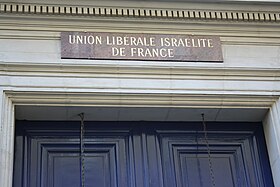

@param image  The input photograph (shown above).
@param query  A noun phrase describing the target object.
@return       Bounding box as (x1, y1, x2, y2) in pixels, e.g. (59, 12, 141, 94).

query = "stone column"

(0, 91, 15, 187)
(263, 98, 280, 187)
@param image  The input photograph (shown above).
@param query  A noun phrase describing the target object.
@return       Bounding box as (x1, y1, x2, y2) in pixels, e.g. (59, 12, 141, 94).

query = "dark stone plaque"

(61, 32, 223, 62)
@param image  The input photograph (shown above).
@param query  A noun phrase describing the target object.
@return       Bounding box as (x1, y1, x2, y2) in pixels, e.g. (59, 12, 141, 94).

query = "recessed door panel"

(43, 145, 118, 187)
(159, 132, 252, 187)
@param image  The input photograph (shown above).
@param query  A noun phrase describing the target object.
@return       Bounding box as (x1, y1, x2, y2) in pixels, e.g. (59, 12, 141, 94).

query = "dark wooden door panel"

(130, 131, 164, 187)
(43, 145, 118, 187)
(14, 122, 130, 187)
(13, 121, 274, 187)
(181, 155, 236, 187)
(158, 131, 271, 187)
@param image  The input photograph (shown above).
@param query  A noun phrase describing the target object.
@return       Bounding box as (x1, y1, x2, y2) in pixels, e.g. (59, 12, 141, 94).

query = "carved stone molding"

(1, 3, 280, 23)
(0, 62, 279, 81)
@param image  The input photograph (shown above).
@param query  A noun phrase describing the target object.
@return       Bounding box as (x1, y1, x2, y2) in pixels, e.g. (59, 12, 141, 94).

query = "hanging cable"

(79, 113, 86, 187)
(196, 130, 204, 187)
(201, 113, 216, 187)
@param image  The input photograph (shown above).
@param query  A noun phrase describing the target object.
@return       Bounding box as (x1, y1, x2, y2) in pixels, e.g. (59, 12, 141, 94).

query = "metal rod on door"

(201, 113, 216, 187)
(79, 113, 86, 187)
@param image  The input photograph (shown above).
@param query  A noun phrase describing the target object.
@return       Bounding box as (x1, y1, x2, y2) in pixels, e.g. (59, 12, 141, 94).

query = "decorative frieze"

(0, 3, 280, 22)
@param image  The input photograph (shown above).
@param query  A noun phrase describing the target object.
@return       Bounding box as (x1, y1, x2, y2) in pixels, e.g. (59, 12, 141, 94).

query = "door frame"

(0, 91, 279, 186)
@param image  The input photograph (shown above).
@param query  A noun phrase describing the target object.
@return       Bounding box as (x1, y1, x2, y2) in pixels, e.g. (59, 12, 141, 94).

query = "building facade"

(1, 0, 280, 186)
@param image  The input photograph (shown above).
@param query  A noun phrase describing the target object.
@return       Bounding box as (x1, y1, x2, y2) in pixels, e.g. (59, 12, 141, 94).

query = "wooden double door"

(13, 121, 274, 187)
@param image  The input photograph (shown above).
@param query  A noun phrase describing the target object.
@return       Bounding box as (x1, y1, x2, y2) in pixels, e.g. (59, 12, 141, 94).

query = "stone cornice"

(0, 2, 280, 23)
(1, 62, 279, 82)
(4, 91, 277, 109)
